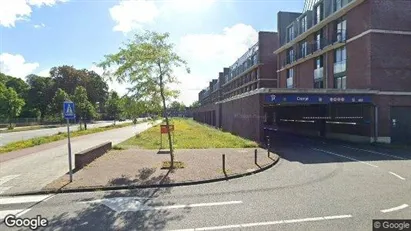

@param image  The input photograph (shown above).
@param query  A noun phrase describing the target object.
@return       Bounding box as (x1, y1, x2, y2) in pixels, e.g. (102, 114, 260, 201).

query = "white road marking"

(14, 194, 55, 218)
(381, 204, 409, 213)
(82, 198, 243, 212)
(389, 172, 406, 180)
(0, 175, 20, 186)
(312, 148, 379, 168)
(169, 214, 352, 231)
(0, 209, 24, 220)
(0, 194, 53, 205)
(341, 146, 406, 160)
(0, 187, 12, 194)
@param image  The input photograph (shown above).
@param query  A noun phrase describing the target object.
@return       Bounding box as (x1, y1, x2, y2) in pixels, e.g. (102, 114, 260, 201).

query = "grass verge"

(119, 118, 258, 149)
(0, 121, 148, 154)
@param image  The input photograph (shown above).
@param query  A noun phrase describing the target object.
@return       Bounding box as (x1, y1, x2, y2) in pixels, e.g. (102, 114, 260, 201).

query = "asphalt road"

(0, 120, 133, 146)
(0, 133, 410, 231)
(0, 120, 160, 195)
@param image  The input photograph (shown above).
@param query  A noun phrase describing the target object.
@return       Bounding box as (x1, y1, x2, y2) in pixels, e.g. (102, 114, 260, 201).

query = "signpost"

(63, 101, 75, 182)
(160, 124, 175, 149)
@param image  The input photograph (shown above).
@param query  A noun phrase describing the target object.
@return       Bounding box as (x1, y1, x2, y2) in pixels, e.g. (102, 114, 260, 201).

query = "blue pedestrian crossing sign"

(63, 101, 76, 119)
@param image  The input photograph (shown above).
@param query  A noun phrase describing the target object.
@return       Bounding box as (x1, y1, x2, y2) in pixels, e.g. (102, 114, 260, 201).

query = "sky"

(0, 0, 304, 105)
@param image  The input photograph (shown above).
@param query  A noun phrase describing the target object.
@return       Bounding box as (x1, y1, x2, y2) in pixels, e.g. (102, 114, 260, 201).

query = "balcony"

(314, 67, 324, 80)
(334, 61, 346, 74)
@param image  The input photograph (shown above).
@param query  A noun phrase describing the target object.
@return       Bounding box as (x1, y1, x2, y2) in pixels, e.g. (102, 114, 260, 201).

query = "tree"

(106, 91, 122, 125)
(121, 96, 147, 120)
(49, 88, 70, 121)
(26, 74, 56, 121)
(98, 30, 190, 169)
(0, 86, 25, 127)
(73, 86, 96, 130)
(190, 100, 201, 108)
(50, 66, 109, 106)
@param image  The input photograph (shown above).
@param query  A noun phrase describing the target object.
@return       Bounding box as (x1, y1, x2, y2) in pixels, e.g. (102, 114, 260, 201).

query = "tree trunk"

(83, 115, 87, 130)
(159, 76, 174, 169)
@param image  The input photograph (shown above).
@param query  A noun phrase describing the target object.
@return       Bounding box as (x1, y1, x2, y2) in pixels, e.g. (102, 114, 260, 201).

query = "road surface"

(0, 120, 133, 146)
(0, 132, 409, 230)
(0, 121, 160, 195)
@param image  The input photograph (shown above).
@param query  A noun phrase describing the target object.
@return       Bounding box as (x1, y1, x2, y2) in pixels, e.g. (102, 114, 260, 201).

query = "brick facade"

(193, 0, 411, 144)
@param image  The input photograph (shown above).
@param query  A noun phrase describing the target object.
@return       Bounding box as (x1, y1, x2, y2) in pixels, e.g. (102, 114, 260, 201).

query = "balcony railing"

(314, 67, 324, 80)
(280, 36, 347, 69)
(334, 60, 346, 74)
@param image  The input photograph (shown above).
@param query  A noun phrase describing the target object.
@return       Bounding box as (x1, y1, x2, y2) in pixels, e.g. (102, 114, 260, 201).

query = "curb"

(1, 155, 280, 197)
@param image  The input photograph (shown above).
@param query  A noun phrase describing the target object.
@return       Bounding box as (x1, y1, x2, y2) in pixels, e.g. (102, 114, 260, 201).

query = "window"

(300, 41, 307, 58)
(315, 3, 324, 25)
(335, 17, 347, 42)
(334, 0, 348, 12)
(287, 48, 294, 63)
(315, 30, 323, 50)
(335, 76, 347, 89)
(288, 26, 294, 42)
(334, 46, 347, 73)
(252, 54, 258, 65)
(314, 80, 324, 89)
(287, 68, 294, 88)
(300, 16, 307, 33)
(314, 56, 324, 83)
(315, 56, 324, 69)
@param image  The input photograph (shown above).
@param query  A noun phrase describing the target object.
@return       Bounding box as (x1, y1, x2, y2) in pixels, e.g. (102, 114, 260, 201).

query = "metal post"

(266, 136, 270, 157)
(254, 149, 258, 165)
(66, 119, 73, 182)
(374, 105, 378, 143)
(222, 154, 226, 173)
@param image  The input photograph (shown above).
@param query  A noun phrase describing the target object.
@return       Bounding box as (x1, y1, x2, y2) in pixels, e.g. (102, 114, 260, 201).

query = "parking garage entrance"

(263, 94, 375, 142)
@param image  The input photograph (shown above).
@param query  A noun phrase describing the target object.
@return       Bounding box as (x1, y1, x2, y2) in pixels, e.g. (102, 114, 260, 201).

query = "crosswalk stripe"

(0, 209, 24, 220)
(0, 195, 52, 205)
(0, 175, 20, 186)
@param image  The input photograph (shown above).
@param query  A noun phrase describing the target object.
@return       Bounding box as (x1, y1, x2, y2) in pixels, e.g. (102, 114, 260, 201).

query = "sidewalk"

(43, 148, 279, 192)
(0, 121, 160, 195)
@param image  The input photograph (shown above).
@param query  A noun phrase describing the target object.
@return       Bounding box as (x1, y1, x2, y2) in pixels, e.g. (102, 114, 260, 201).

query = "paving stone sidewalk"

(44, 148, 279, 191)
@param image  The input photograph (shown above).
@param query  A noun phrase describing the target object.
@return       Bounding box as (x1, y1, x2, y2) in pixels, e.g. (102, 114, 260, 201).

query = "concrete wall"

(75, 142, 112, 170)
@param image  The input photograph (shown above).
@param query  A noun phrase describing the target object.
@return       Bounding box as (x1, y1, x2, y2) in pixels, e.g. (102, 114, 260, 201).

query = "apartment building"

(269, 0, 411, 144)
(194, 0, 411, 144)
(193, 31, 279, 141)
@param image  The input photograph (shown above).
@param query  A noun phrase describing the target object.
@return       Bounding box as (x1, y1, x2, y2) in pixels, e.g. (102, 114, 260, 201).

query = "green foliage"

(0, 86, 26, 125)
(190, 100, 201, 108)
(50, 66, 109, 106)
(26, 74, 56, 120)
(73, 86, 96, 129)
(106, 91, 122, 121)
(97, 30, 190, 115)
(169, 101, 186, 112)
(120, 118, 258, 149)
(49, 88, 70, 118)
(97, 30, 190, 164)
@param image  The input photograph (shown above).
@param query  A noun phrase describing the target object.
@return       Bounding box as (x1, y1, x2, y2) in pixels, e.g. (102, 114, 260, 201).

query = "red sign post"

(160, 124, 175, 148)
